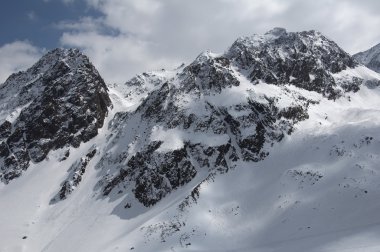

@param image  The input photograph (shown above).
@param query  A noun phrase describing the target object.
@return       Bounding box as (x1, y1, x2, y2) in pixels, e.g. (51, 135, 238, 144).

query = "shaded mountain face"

(0, 48, 112, 182)
(354, 42, 380, 73)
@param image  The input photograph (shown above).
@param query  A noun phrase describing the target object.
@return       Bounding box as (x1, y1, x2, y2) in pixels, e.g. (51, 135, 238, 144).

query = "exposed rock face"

(227, 28, 358, 99)
(51, 147, 97, 203)
(180, 52, 240, 95)
(0, 48, 111, 183)
(354, 42, 380, 73)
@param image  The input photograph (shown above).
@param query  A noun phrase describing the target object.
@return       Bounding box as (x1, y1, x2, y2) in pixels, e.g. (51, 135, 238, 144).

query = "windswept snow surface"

(1, 77, 380, 251)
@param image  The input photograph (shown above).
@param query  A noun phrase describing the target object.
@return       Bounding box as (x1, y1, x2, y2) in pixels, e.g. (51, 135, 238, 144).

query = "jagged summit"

(226, 29, 358, 98)
(5, 48, 89, 84)
(28, 48, 86, 70)
(231, 27, 289, 48)
(265, 27, 287, 36)
(354, 42, 380, 73)
(0, 48, 111, 182)
(177, 29, 360, 99)
(0, 48, 97, 114)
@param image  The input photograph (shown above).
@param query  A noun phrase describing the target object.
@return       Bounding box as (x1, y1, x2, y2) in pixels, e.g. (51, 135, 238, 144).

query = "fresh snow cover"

(332, 65, 380, 83)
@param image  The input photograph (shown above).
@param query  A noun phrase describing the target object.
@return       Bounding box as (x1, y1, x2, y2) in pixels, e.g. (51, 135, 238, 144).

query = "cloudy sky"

(1, 0, 380, 84)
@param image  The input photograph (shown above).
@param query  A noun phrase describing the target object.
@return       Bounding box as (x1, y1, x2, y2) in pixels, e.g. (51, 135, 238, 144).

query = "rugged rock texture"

(51, 147, 97, 203)
(227, 28, 358, 99)
(180, 52, 240, 95)
(0, 48, 111, 183)
(354, 42, 380, 73)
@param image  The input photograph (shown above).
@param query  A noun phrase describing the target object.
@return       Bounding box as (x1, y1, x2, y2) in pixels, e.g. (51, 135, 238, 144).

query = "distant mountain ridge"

(354, 42, 380, 73)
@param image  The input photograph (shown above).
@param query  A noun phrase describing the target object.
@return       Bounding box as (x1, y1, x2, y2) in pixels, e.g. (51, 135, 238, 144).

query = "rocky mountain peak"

(264, 27, 287, 37)
(0, 48, 112, 183)
(179, 51, 239, 95)
(9, 48, 88, 81)
(227, 29, 358, 98)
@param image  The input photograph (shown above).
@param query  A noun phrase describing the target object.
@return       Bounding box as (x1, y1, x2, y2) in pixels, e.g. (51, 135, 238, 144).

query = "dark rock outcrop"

(51, 147, 97, 203)
(227, 28, 358, 99)
(0, 48, 111, 183)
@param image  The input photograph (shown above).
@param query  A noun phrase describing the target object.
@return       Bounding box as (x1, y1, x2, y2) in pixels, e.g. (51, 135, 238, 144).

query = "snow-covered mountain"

(354, 42, 380, 74)
(1, 28, 380, 252)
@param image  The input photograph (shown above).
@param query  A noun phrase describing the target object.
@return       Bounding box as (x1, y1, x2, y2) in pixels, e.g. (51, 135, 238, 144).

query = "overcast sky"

(1, 0, 380, 84)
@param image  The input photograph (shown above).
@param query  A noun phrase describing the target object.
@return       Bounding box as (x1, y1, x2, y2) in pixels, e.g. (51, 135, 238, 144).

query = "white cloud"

(60, 31, 178, 84)
(0, 41, 43, 84)
(27, 11, 37, 21)
(55, 17, 105, 32)
(56, 0, 380, 84)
